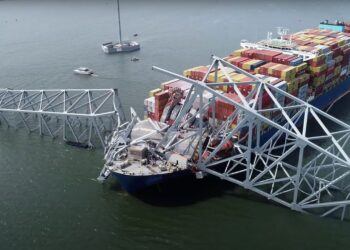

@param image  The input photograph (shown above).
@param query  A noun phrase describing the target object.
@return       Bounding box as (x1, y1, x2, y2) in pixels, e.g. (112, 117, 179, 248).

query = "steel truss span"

(151, 56, 350, 220)
(0, 88, 125, 149)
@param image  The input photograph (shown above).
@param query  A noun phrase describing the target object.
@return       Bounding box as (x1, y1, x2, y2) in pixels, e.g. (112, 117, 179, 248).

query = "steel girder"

(151, 56, 350, 220)
(0, 88, 125, 149)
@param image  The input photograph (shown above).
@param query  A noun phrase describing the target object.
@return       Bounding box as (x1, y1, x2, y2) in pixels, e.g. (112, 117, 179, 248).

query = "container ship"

(101, 20, 350, 193)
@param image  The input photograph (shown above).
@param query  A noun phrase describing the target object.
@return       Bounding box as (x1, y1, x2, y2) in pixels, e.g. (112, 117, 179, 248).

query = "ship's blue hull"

(113, 77, 350, 193)
(112, 170, 191, 193)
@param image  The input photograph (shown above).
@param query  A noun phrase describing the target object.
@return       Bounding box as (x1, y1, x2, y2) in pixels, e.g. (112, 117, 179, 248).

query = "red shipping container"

(237, 85, 253, 96)
(328, 42, 338, 50)
(254, 50, 282, 62)
(332, 47, 342, 57)
(342, 48, 350, 56)
(241, 49, 258, 59)
(148, 112, 162, 122)
(154, 91, 169, 111)
(309, 58, 326, 67)
(215, 93, 241, 120)
(315, 85, 324, 96)
(164, 80, 192, 91)
(307, 42, 317, 47)
(273, 54, 297, 65)
(262, 91, 273, 108)
(258, 62, 278, 75)
(285, 90, 298, 105)
(188, 66, 213, 81)
(311, 71, 327, 78)
(326, 67, 335, 76)
(227, 56, 249, 67)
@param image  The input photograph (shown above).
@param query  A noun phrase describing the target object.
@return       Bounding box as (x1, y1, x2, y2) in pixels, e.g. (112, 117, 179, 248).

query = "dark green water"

(1, 1, 350, 249)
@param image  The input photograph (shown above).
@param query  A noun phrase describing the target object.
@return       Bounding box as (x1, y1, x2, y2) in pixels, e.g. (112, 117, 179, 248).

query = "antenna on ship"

(289, 33, 292, 45)
(276, 27, 289, 40)
(267, 31, 273, 42)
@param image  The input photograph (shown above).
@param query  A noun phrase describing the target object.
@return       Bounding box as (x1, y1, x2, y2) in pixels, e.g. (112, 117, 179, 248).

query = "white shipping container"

(273, 81, 287, 106)
(203, 91, 213, 104)
(160, 79, 178, 90)
(298, 84, 308, 101)
(326, 74, 334, 81)
(327, 59, 335, 68)
(144, 96, 155, 112)
(341, 67, 348, 76)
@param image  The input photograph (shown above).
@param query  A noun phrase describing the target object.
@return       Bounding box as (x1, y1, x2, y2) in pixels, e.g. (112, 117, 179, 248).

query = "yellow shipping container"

(233, 48, 249, 57)
(183, 66, 202, 77)
(334, 55, 344, 64)
(242, 60, 260, 71)
(311, 55, 326, 63)
(303, 34, 313, 38)
(301, 73, 310, 83)
(268, 64, 280, 75)
(281, 66, 297, 81)
(183, 69, 190, 77)
(338, 40, 346, 46)
(312, 75, 326, 87)
(296, 62, 308, 72)
(295, 74, 310, 86)
(207, 71, 221, 82)
(297, 45, 309, 51)
(149, 88, 162, 97)
(310, 64, 327, 73)
(230, 73, 246, 82)
(335, 65, 342, 75)
(208, 68, 235, 82)
(287, 80, 298, 93)
(313, 39, 324, 44)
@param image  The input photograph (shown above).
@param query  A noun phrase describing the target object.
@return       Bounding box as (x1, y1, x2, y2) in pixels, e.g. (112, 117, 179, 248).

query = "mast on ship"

(116, 0, 122, 44)
(101, 0, 140, 54)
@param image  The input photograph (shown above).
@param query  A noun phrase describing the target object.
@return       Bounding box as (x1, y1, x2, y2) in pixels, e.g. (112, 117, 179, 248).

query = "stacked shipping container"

(144, 25, 350, 128)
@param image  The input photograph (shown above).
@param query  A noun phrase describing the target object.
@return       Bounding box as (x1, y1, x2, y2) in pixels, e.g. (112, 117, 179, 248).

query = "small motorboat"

(131, 57, 139, 62)
(74, 67, 94, 75)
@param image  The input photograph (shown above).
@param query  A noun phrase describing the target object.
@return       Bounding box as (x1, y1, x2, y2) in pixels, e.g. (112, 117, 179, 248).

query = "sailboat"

(101, 0, 140, 54)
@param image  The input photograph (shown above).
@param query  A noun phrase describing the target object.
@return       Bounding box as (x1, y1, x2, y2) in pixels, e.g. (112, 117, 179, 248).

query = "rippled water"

(1, 0, 350, 249)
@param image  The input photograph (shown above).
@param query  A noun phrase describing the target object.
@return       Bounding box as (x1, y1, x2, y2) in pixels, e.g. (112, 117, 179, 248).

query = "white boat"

(102, 41, 140, 54)
(102, 0, 140, 54)
(74, 67, 93, 75)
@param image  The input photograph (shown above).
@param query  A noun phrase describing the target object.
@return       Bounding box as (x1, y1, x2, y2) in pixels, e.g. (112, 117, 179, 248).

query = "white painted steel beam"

(147, 56, 350, 220)
(0, 88, 125, 149)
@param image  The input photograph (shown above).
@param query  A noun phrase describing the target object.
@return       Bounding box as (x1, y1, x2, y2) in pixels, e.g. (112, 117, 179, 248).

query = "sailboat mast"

(117, 0, 122, 44)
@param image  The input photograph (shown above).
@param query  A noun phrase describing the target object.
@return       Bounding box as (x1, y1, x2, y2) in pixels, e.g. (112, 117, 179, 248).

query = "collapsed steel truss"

(0, 88, 125, 148)
(151, 56, 350, 220)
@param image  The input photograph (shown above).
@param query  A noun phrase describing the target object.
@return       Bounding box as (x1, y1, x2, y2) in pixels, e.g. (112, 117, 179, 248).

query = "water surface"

(1, 1, 350, 249)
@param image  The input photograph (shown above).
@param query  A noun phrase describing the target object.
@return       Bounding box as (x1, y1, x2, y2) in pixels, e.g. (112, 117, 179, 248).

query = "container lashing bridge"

(145, 56, 350, 220)
(0, 88, 125, 149)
